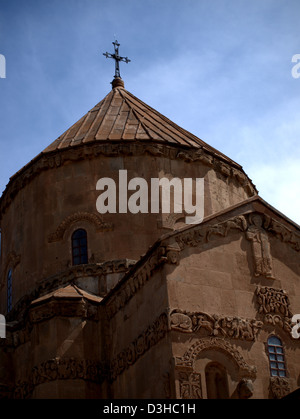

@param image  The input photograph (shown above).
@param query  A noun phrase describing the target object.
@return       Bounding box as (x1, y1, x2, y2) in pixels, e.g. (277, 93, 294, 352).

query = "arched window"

(205, 362, 229, 399)
(72, 229, 88, 266)
(267, 336, 287, 377)
(7, 268, 12, 313)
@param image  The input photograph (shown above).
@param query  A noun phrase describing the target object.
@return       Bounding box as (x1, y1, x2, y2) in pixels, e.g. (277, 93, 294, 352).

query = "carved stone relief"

(170, 309, 263, 341)
(175, 214, 248, 250)
(175, 212, 277, 280)
(173, 212, 299, 285)
(255, 286, 293, 334)
(175, 337, 257, 379)
(246, 214, 274, 279)
(267, 218, 300, 252)
(158, 245, 181, 265)
(269, 376, 291, 399)
(48, 211, 113, 243)
(105, 248, 169, 320)
(109, 312, 169, 382)
(3, 311, 170, 398)
(178, 371, 202, 399)
(13, 357, 105, 399)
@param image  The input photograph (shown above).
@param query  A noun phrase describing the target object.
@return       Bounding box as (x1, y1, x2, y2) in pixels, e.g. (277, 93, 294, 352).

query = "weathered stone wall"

(105, 268, 172, 398)
(0, 145, 255, 314)
(164, 210, 300, 399)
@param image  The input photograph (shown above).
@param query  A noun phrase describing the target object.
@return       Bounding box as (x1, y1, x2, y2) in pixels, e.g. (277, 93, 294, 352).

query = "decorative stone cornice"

(173, 211, 300, 255)
(5, 259, 135, 324)
(104, 211, 300, 321)
(29, 295, 100, 324)
(266, 216, 300, 252)
(2, 285, 102, 348)
(0, 141, 256, 217)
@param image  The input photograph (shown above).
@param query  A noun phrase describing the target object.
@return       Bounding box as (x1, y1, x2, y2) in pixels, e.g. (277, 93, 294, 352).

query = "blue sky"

(0, 0, 299, 224)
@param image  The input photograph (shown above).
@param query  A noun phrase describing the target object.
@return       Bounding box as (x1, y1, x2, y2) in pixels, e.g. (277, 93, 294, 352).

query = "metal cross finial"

(103, 40, 131, 79)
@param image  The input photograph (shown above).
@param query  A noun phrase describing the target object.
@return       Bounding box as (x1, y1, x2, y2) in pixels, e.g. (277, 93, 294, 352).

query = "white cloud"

(248, 158, 300, 225)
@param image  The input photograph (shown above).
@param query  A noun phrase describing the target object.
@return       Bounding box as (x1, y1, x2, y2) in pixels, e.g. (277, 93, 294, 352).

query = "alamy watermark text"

(0, 314, 6, 338)
(291, 54, 300, 79)
(0, 54, 6, 78)
(96, 170, 204, 225)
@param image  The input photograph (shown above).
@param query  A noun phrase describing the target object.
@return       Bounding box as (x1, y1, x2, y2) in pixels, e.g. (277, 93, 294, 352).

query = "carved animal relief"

(170, 309, 263, 341)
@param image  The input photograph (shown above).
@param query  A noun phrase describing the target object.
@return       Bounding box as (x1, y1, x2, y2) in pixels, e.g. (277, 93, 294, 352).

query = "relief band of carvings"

(48, 211, 113, 243)
(4, 312, 169, 397)
(175, 337, 257, 379)
(255, 286, 293, 334)
(267, 218, 300, 252)
(105, 213, 298, 321)
(174, 212, 276, 280)
(109, 312, 169, 382)
(175, 215, 248, 250)
(13, 357, 105, 399)
(29, 298, 99, 324)
(173, 212, 299, 282)
(170, 309, 263, 341)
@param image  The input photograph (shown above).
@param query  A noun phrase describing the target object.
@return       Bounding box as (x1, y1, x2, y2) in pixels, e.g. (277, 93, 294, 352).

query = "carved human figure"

(246, 215, 275, 279)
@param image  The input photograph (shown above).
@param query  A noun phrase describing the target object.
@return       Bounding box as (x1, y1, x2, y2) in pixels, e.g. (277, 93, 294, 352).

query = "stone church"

(0, 50, 300, 398)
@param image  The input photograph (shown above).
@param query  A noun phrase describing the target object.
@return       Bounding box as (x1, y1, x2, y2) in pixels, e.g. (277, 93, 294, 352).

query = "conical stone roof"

(43, 81, 239, 168)
(0, 79, 257, 215)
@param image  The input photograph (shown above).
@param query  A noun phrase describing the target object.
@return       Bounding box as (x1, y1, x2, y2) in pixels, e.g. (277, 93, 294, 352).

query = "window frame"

(267, 335, 287, 378)
(71, 228, 88, 266)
